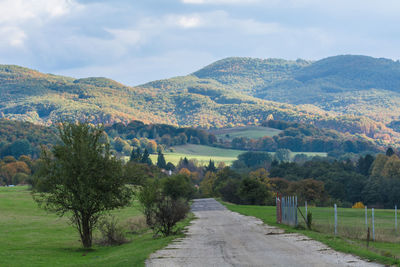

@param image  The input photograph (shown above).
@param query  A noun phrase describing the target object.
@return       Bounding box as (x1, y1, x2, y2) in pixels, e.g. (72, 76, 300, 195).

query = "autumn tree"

(32, 122, 132, 248)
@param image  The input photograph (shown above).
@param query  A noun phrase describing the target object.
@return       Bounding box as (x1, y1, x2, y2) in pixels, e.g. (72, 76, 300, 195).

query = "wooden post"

(365, 206, 368, 229)
(366, 227, 370, 248)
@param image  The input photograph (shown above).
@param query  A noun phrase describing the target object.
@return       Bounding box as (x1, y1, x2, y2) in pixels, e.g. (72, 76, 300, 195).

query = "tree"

(146, 140, 158, 154)
(200, 171, 217, 197)
(113, 137, 127, 153)
(157, 151, 167, 169)
(130, 147, 142, 162)
(386, 147, 395, 157)
(141, 148, 152, 165)
(275, 149, 291, 162)
(162, 174, 195, 200)
(9, 139, 32, 159)
(238, 178, 270, 205)
(205, 159, 217, 173)
(32, 122, 132, 248)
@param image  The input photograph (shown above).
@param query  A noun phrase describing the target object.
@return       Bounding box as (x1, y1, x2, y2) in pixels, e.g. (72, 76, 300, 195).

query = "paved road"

(146, 198, 381, 267)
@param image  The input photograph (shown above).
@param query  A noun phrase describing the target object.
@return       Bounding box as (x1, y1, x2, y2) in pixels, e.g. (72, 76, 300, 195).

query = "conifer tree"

(130, 147, 142, 162)
(157, 150, 167, 169)
(141, 148, 152, 165)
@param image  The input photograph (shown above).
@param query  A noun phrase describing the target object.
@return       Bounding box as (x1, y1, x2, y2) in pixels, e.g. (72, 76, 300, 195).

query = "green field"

(0, 186, 191, 267)
(209, 126, 282, 141)
(150, 144, 327, 166)
(222, 202, 400, 265)
(151, 144, 244, 166)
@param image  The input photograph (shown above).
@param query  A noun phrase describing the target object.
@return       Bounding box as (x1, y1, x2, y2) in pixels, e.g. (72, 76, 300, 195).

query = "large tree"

(33, 122, 132, 248)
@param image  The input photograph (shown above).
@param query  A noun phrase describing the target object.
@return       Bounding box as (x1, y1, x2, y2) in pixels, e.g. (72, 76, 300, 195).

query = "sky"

(1, 0, 400, 86)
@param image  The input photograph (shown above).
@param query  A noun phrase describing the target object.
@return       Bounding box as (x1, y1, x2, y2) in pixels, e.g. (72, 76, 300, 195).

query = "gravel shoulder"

(146, 198, 381, 267)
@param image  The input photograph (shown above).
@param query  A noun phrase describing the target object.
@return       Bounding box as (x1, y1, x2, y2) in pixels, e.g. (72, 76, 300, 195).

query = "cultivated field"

(209, 126, 282, 141)
(223, 202, 400, 265)
(0, 186, 189, 267)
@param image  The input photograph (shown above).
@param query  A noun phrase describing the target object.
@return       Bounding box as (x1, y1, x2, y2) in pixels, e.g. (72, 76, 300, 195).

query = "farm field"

(150, 144, 327, 166)
(209, 126, 282, 141)
(222, 202, 400, 266)
(0, 186, 190, 267)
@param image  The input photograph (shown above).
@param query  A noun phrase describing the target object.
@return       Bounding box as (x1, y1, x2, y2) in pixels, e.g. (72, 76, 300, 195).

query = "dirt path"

(146, 198, 381, 267)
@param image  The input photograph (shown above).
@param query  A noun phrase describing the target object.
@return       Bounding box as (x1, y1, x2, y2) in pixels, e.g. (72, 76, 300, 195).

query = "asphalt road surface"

(146, 198, 381, 267)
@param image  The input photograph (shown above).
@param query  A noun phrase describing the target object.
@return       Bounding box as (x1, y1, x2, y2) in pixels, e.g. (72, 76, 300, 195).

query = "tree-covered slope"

(256, 55, 400, 124)
(1, 55, 400, 145)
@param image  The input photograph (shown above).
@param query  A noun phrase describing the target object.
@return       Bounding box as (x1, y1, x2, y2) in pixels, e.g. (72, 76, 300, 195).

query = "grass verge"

(221, 201, 400, 266)
(0, 185, 193, 266)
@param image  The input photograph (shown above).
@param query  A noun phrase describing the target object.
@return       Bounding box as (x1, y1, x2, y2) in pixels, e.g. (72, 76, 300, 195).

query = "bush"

(126, 216, 147, 234)
(238, 178, 270, 205)
(352, 201, 365, 208)
(96, 216, 128, 246)
(162, 174, 195, 200)
(219, 179, 241, 204)
(138, 179, 191, 236)
(153, 196, 189, 236)
(137, 180, 161, 228)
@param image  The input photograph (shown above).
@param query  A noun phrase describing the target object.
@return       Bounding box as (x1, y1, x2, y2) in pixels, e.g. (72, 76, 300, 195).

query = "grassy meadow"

(222, 202, 400, 265)
(151, 144, 244, 165)
(150, 144, 327, 166)
(209, 126, 282, 141)
(0, 186, 191, 267)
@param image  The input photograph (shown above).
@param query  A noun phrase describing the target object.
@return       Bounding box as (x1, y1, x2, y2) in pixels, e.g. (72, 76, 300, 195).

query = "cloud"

(0, 0, 81, 48)
(182, 0, 260, 4)
(1, 0, 400, 86)
(0, 26, 26, 47)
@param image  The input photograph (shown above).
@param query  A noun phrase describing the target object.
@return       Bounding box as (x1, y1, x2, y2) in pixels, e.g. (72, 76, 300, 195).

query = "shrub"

(96, 216, 128, 246)
(352, 201, 365, 208)
(162, 174, 195, 200)
(137, 180, 161, 228)
(153, 196, 189, 236)
(125, 216, 147, 234)
(219, 179, 241, 204)
(238, 178, 270, 205)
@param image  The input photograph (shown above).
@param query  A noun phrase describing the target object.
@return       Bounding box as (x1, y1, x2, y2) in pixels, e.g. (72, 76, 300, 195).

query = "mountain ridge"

(0, 55, 399, 146)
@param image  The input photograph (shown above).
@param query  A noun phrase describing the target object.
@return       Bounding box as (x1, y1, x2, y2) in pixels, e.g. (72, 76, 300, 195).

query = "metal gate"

(276, 194, 298, 226)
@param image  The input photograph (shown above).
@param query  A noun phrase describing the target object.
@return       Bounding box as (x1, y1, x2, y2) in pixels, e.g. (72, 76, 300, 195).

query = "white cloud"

(0, 0, 81, 48)
(106, 29, 143, 46)
(0, 0, 80, 23)
(177, 15, 202, 28)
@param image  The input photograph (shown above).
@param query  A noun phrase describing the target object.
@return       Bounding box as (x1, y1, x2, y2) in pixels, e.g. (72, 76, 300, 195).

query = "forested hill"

(1, 55, 400, 145)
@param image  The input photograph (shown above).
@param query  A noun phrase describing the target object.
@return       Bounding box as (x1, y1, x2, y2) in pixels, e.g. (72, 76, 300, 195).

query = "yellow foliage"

(352, 201, 365, 209)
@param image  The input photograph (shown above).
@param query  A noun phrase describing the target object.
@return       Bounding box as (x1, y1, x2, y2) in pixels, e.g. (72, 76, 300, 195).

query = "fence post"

(305, 201, 308, 224)
(290, 196, 292, 225)
(294, 196, 297, 226)
(334, 204, 337, 236)
(292, 196, 294, 226)
(365, 206, 368, 229)
(281, 197, 284, 224)
(394, 205, 397, 233)
(372, 208, 375, 241)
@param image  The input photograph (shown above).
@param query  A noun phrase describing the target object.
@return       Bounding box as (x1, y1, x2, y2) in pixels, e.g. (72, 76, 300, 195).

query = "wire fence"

(276, 196, 400, 242)
(299, 204, 400, 242)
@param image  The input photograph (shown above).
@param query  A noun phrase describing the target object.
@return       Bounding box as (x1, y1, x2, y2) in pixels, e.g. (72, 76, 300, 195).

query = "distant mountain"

(0, 55, 399, 146)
